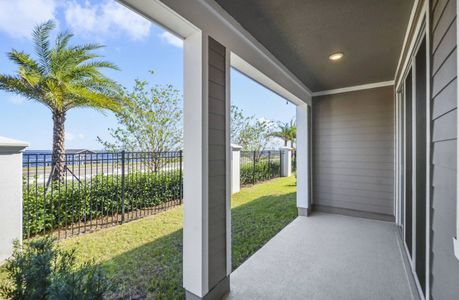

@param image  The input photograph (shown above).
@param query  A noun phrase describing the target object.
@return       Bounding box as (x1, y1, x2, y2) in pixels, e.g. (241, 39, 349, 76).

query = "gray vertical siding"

(207, 37, 228, 288)
(312, 86, 395, 220)
(430, 0, 459, 298)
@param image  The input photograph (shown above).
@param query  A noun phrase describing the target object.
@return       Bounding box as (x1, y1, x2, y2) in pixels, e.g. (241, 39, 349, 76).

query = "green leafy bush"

(240, 160, 280, 185)
(0, 237, 109, 300)
(23, 170, 182, 236)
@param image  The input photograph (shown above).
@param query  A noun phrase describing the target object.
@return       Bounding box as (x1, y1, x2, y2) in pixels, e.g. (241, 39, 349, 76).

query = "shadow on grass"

(98, 192, 297, 300)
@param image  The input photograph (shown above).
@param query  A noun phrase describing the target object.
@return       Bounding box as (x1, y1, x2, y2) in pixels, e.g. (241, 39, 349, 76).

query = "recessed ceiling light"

(329, 52, 344, 61)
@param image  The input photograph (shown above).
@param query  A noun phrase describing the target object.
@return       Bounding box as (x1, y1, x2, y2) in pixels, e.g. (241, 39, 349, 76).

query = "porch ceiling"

(214, 0, 414, 92)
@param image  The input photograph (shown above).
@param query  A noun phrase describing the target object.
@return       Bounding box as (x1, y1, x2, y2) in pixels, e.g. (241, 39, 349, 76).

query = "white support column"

(183, 30, 230, 300)
(296, 104, 310, 216)
(0, 137, 28, 262)
(280, 147, 292, 177)
(231, 144, 242, 194)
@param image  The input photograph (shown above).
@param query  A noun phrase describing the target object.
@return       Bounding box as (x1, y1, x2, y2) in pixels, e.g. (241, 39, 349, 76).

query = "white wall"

(0, 137, 28, 261)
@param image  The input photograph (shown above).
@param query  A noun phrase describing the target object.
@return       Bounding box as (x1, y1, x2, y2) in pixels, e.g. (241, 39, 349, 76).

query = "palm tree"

(271, 120, 296, 147)
(0, 21, 125, 181)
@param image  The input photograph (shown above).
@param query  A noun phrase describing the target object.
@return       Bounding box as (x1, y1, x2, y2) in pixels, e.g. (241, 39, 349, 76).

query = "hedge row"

(240, 160, 280, 186)
(23, 170, 182, 236)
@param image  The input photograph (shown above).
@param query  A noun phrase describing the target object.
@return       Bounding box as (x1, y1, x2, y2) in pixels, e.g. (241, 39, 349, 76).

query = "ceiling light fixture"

(329, 52, 344, 61)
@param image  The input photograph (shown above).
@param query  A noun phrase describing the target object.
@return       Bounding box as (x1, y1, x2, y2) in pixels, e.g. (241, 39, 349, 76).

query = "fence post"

(0, 137, 28, 262)
(280, 147, 292, 177)
(231, 145, 242, 193)
(179, 150, 183, 200)
(121, 150, 126, 224)
(252, 151, 256, 185)
(268, 151, 271, 179)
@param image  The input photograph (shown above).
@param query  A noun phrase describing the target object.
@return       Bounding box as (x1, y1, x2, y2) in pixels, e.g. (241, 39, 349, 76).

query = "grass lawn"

(1, 176, 297, 299)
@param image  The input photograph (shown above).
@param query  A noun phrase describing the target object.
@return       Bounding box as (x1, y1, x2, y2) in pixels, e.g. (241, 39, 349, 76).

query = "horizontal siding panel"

(315, 173, 393, 185)
(432, 79, 457, 119)
(209, 81, 225, 100)
(433, 0, 456, 51)
(209, 114, 225, 130)
(209, 65, 225, 86)
(314, 179, 392, 193)
(316, 191, 393, 206)
(433, 19, 456, 74)
(316, 139, 395, 149)
(313, 186, 393, 201)
(315, 116, 394, 129)
(432, 109, 457, 142)
(432, 139, 457, 169)
(209, 98, 226, 115)
(316, 146, 393, 157)
(432, 0, 449, 30)
(432, 49, 457, 97)
(316, 200, 393, 215)
(314, 160, 394, 170)
(209, 49, 225, 71)
(314, 167, 393, 178)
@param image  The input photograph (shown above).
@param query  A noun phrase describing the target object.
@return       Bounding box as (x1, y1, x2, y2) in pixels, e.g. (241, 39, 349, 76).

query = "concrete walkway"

(227, 213, 418, 300)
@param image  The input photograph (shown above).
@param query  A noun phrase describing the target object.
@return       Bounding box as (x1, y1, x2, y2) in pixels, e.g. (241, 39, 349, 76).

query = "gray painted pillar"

(183, 31, 231, 300)
(231, 144, 242, 194)
(280, 147, 292, 177)
(0, 137, 28, 261)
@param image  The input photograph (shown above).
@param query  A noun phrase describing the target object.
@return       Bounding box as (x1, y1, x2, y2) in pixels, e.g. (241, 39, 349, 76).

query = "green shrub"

(240, 160, 280, 185)
(23, 170, 182, 236)
(0, 237, 109, 300)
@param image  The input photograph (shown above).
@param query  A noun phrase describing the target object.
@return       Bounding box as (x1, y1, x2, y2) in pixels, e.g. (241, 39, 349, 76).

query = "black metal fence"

(23, 151, 183, 239)
(240, 150, 281, 185)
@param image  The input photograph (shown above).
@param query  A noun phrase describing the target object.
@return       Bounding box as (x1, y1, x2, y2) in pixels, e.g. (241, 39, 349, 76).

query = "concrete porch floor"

(227, 213, 419, 300)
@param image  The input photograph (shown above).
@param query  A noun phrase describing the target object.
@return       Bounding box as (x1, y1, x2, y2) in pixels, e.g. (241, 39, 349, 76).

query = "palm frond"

(32, 20, 55, 73)
(55, 31, 73, 52)
(7, 50, 42, 74)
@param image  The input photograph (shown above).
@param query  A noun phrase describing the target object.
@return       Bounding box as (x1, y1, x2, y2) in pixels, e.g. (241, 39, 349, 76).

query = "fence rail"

(240, 150, 281, 185)
(23, 151, 183, 239)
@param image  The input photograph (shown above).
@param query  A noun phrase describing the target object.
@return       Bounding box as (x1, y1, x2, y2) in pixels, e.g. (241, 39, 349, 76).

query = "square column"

(183, 31, 231, 300)
(296, 104, 310, 216)
(231, 144, 242, 194)
(0, 137, 28, 261)
(280, 147, 292, 177)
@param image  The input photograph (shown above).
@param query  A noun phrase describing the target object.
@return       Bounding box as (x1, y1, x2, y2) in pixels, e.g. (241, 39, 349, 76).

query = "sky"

(0, 0, 295, 150)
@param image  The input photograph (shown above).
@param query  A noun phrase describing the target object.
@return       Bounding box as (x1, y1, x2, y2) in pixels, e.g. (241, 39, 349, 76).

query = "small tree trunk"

(284, 139, 288, 147)
(52, 110, 66, 182)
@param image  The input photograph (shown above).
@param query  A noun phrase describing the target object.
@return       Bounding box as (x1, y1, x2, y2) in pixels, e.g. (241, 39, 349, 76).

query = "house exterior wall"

(312, 86, 395, 220)
(430, 0, 459, 298)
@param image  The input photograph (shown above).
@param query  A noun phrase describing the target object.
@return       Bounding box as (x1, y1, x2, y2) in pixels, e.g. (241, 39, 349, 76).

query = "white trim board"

(395, 0, 420, 83)
(312, 81, 394, 97)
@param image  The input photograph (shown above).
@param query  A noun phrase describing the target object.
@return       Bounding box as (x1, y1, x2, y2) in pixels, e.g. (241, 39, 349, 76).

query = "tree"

(239, 118, 275, 157)
(231, 105, 275, 158)
(98, 72, 182, 170)
(271, 119, 296, 147)
(230, 105, 251, 145)
(0, 21, 124, 181)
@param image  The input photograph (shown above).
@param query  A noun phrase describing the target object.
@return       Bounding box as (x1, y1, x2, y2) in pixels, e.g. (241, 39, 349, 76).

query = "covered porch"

(118, 0, 459, 299)
(228, 213, 418, 300)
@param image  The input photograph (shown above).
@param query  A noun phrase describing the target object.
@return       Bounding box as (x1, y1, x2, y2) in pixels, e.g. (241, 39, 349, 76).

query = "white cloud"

(64, 0, 151, 41)
(78, 133, 85, 139)
(159, 31, 183, 48)
(65, 131, 75, 141)
(7, 95, 26, 105)
(0, 0, 57, 39)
